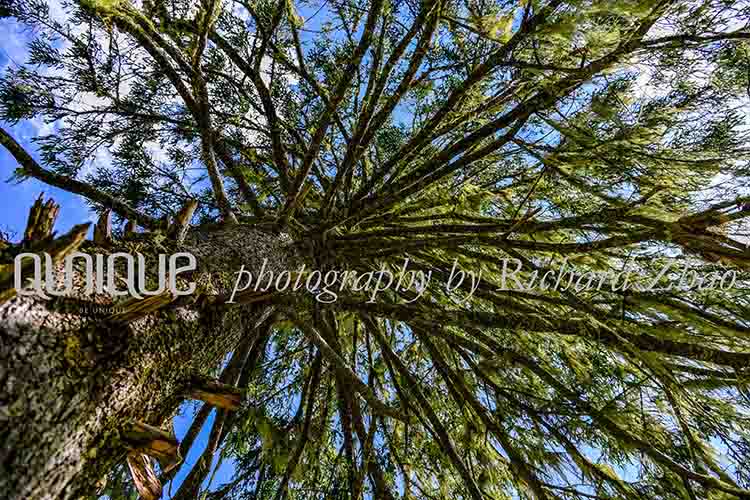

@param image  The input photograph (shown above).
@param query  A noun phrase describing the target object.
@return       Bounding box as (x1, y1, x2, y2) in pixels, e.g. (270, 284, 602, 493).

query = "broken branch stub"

(23, 194, 60, 245)
(93, 209, 113, 246)
(187, 378, 243, 410)
(126, 452, 162, 500)
(123, 420, 180, 466)
(168, 199, 199, 243)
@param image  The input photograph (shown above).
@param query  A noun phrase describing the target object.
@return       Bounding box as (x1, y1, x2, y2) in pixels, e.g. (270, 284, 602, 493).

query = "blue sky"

(0, 15, 92, 237)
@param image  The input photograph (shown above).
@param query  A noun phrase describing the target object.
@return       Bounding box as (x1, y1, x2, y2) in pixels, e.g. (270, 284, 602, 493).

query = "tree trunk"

(0, 216, 296, 500)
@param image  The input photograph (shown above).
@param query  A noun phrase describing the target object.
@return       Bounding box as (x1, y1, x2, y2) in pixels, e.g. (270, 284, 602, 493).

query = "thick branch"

(0, 128, 158, 230)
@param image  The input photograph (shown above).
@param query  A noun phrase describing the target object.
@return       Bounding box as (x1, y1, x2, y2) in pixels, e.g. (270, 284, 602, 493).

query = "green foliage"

(3, 0, 750, 498)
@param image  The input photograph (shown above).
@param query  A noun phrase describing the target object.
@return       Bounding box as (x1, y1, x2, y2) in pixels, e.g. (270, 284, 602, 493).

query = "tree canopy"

(1, 0, 750, 498)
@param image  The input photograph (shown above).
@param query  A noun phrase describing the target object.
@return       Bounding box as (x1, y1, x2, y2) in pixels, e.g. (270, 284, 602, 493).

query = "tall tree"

(1, 0, 750, 498)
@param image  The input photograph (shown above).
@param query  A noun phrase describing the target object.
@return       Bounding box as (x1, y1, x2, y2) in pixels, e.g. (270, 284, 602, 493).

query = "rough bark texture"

(0, 224, 297, 500)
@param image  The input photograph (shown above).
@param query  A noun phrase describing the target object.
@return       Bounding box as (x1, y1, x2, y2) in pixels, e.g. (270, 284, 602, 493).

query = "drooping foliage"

(2, 0, 750, 498)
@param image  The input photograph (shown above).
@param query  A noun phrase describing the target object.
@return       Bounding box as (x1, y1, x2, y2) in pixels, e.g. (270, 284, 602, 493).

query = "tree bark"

(0, 221, 296, 500)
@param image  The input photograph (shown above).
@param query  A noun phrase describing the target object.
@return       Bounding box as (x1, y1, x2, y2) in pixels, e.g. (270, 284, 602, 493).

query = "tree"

(1, 0, 750, 498)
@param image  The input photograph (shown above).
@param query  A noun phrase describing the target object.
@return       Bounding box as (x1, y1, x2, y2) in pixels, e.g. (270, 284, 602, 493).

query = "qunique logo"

(14, 252, 197, 299)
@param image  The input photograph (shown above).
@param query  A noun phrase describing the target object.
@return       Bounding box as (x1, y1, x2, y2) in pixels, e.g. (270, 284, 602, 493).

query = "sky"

(0, 11, 93, 237)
